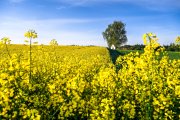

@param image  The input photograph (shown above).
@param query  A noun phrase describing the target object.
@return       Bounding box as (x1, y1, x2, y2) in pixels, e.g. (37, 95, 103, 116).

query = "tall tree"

(103, 21, 127, 49)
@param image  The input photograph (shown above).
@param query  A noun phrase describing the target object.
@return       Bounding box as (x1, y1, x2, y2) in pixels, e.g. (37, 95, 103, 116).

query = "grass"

(118, 49, 180, 60)
(107, 49, 179, 64)
(166, 51, 180, 60)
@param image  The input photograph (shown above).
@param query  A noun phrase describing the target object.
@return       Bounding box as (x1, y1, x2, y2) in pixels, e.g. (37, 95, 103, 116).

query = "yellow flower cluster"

(24, 30, 38, 39)
(116, 33, 180, 119)
(175, 36, 180, 44)
(0, 33, 179, 119)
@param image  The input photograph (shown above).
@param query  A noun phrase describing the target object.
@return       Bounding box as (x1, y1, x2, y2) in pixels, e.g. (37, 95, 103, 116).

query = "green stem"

(149, 37, 153, 120)
(30, 37, 32, 82)
(5, 43, 11, 59)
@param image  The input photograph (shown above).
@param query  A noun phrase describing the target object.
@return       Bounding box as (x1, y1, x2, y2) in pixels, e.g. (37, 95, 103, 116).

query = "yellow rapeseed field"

(0, 32, 179, 119)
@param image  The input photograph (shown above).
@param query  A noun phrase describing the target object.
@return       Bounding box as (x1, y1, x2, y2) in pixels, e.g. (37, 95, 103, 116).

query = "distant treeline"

(163, 43, 180, 51)
(119, 44, 180, 51)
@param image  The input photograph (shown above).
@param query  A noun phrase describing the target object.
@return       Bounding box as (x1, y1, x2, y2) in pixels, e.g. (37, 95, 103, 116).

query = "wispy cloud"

(8, 0, 25, 3)
(0, 16, 178, 46)
(126, 25, 179, 45)
(56, 6, 67, 10)
(0, 17, 107, 46)
(54, 0, 180, 11)
(55, 0, 88, 6)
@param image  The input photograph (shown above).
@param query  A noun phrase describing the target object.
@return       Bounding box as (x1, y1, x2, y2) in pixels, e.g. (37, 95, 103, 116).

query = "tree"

(49, 39, 58, 46)
(103, 21, 127, 49)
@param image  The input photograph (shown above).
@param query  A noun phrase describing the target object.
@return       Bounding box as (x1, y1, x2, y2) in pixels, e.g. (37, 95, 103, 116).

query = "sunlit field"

(0, 33, 180, 119)
(1, 0, 180, 119)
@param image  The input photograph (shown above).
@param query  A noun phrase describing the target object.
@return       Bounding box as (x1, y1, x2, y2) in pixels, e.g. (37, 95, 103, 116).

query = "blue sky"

(0, 0, 180, 46)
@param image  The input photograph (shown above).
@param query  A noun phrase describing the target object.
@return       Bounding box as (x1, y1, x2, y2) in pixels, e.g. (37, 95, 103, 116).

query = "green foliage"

(164, 43, 180, 52)
(119, 44, 145, 50)
(166, 51, 180, 60)
(103, 21, 127, 49)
